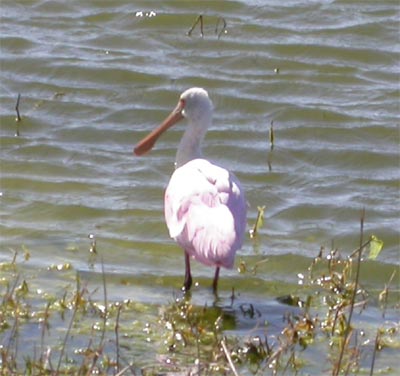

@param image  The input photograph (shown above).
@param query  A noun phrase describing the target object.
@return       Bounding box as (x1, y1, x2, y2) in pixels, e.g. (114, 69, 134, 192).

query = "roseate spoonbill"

(134, 88, 246, 293)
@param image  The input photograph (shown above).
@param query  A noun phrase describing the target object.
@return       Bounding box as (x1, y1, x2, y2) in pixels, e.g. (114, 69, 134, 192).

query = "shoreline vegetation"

(1, 217, 398, 375)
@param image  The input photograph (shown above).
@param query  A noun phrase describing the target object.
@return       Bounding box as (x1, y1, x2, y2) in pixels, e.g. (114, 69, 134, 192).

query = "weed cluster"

(0, 252, 137, 375)
(151, 217, 398, 375)
(0, 221, 398, 375)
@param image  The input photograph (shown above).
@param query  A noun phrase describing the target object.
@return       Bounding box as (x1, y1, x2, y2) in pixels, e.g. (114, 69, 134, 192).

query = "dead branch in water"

(15, 93, 21, 122)
(187, 14, 204, 37)
(188, 15, 228, 38)
(15, 93, 22, 136)
(215, 17, 227, 38)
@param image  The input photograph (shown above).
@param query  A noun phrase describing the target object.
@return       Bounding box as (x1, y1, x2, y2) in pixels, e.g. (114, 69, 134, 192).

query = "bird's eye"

(179, 99, 186, 115)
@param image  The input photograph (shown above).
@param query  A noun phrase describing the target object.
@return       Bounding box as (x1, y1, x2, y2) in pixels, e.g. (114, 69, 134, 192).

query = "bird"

(134, 88, 246, 293)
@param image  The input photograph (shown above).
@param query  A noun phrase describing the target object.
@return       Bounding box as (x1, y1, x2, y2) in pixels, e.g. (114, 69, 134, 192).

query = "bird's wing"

(164, 159, 246, 268)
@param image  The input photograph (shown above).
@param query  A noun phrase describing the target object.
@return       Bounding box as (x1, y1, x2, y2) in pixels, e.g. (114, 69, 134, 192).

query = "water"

(1, 0, 399, 373)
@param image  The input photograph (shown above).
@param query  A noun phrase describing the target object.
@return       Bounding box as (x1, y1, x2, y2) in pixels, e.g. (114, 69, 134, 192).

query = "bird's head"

(134, 87, 213, 156)
(179, 87, 213, 124)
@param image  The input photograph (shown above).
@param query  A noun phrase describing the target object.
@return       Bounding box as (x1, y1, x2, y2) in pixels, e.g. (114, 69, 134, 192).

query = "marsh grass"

(0, 218, 399, 375)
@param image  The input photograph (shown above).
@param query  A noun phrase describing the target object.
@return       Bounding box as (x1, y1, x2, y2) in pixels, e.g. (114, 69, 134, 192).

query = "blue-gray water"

(1, 0, 399, 373)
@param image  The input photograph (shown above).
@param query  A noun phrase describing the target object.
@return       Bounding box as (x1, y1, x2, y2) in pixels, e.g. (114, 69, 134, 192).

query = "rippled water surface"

(1, 0, 399, 372)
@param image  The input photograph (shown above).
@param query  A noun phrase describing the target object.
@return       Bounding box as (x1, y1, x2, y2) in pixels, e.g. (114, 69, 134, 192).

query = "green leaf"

(368, 235, 384, 260)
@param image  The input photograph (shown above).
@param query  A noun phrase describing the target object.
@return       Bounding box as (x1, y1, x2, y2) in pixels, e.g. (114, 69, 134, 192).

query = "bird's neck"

(175, 117, 210, 168)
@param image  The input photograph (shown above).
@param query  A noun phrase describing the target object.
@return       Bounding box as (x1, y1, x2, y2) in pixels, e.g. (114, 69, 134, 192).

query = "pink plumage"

(134, 88, 246, 293)
(165, 158, 246, 268)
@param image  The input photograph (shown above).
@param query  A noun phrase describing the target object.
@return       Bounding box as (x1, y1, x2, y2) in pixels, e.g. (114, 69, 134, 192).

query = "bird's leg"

(183, 252, 192, 291)
(212, 266, 220, 294)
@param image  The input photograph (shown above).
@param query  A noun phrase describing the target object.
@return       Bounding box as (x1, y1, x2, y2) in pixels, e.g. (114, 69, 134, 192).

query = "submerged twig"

(187, 15, 204, 37)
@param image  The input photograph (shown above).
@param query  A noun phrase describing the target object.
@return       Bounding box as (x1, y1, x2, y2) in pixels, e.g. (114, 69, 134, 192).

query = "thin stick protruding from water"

(56, 277, 81, 374)
(15, 93, 22, 136)
(187, 15, 204, 37)
(100, 258, 108, 346)
(87, 258, 108, 374)
(215, 17, 227, 38)
(221, 338, 239, 376)
(269, 120, 274, 150)
(249, 206, 265, 239)
(15, 93, 22, 122)
(334, 208, 365, 376)
(369, 330, 380, 376)
(380, 269, 396, 318)
(115, 304, 122, 372)
(267, 120, 275, 171)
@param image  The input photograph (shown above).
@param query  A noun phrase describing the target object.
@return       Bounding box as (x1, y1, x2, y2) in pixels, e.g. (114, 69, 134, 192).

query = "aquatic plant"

(0, 216, 398, 375)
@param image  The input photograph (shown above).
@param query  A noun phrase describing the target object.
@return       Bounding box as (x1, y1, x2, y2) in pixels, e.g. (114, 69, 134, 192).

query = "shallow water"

(1, 0, 399, 373)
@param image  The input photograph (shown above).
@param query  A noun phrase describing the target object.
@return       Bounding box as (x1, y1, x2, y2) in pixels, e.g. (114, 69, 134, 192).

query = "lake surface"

(1, 0, 399, 373)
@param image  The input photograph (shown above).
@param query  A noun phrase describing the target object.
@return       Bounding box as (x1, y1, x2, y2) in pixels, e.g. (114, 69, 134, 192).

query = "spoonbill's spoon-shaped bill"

(134, 100, 184, 156)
